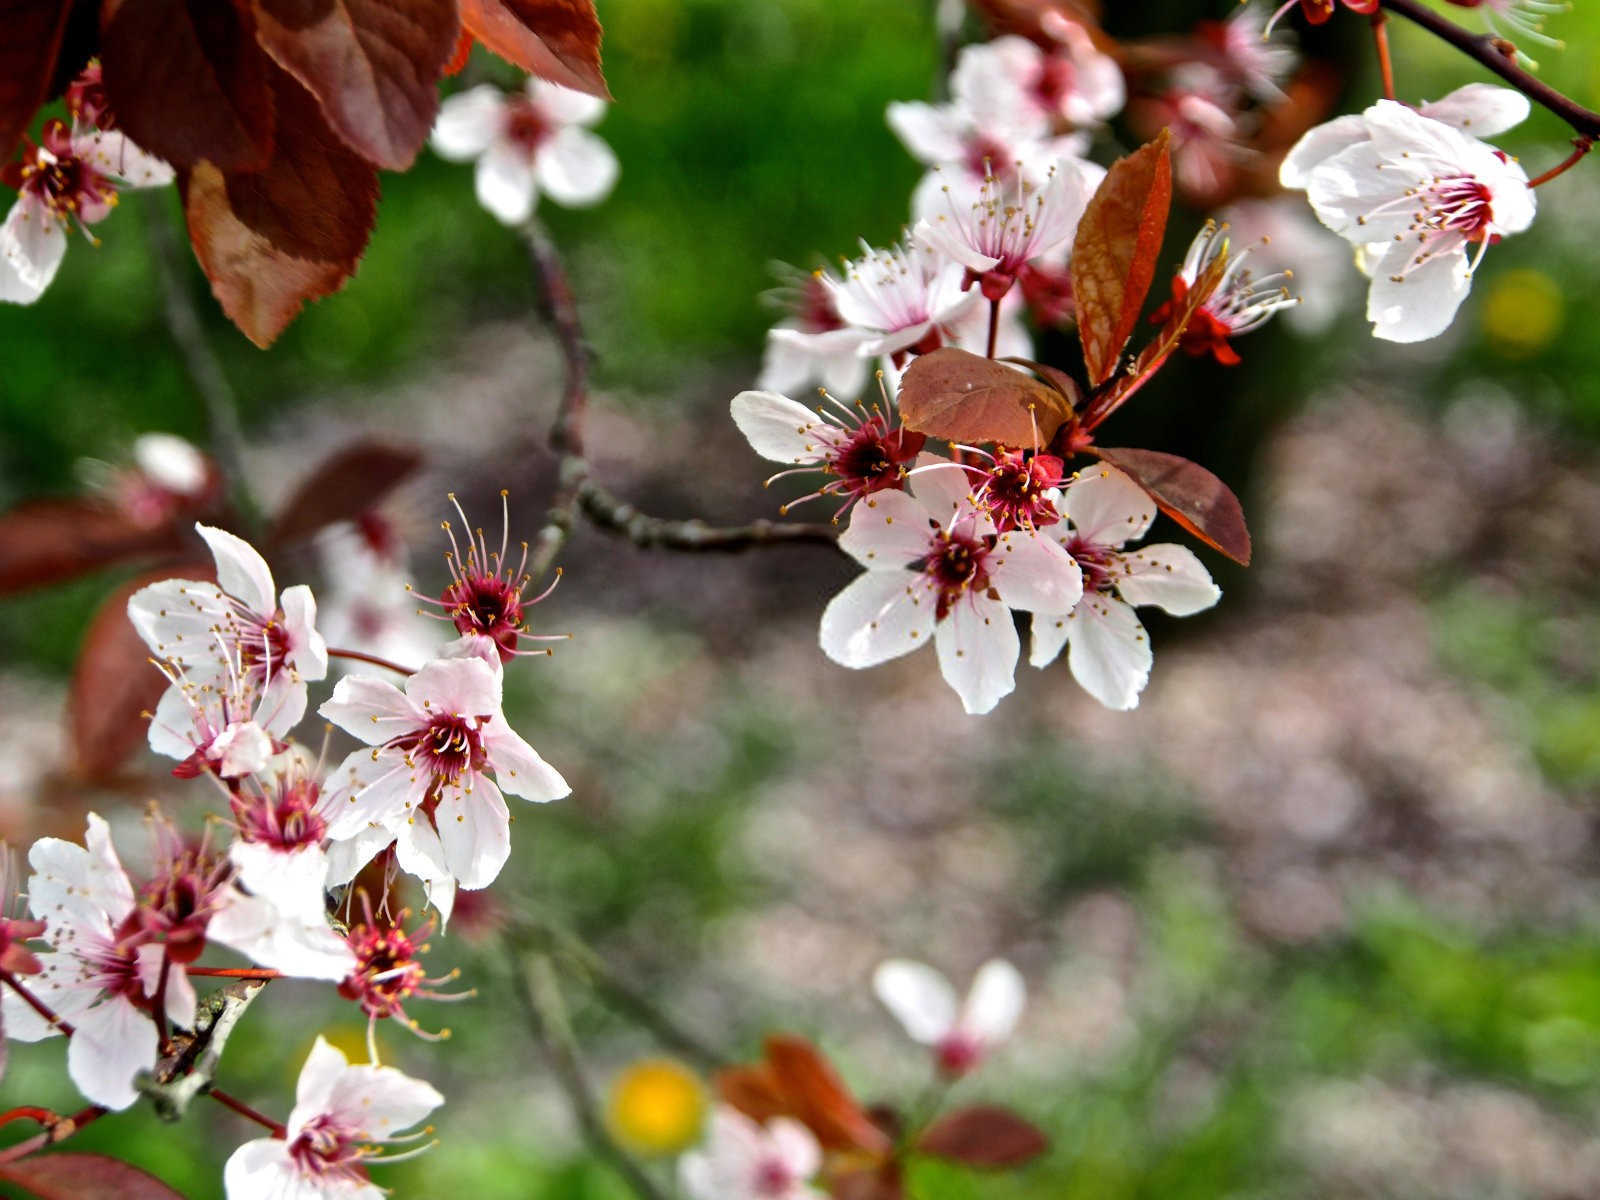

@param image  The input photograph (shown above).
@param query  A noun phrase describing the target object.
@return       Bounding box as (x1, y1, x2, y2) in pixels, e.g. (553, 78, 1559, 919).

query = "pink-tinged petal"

(323, 749, 427, 840)
(535, 126, 618, 207)
(2, 956, 96, 1041)
(230, 841, 329, 916)
(324, 822, 396, 887)
(531, 78, 607, 126)
(1063, 466, 1154, 548)
(67, 996, 157, 1110)
(873, 959, 959, 1044)
(223, 1138, 311, 1200)
(770, 1116, 822, 1181)
(838, 488, 937, 568)
(908, 460, 978, 525)
(991, 529, 1083, 613)
(319, 674, 423, 745)
(1113, 544, 1220, 616)
(0, 196, 67, 303)
(1366, 240, 1471, 344)
(28, 814, 135, 934)
(730, 390, 832, 464)
(819, 570, 934, 668)
(196, 523, 276, 615)
(134, 943, 196, 1028)
(759, 327, 872, 397)
(475, 139, 539, 224)
(1304, 142, 1416, 243)
(210, 721, 272, 777)
(886, 101, 969, 164)
(959, 959, 1026, 1046)
(126, 577, 232, 672)
(394, 817, 457, 926)
(326, 1062, 444, 1138)
(434, 776, 511, 890)
(279, 585, 327, 681)
(861, 316, 940, 359)
(430, 85, 506, 160)
(74, 130, 173, 187)
(1065, 593, 1152, 711)
(1029, 609, 1070, 670)
(913, 215, 1004, 275)
(1279, 114, 1369, 190)
(439, 631, 504, 671)
(1418, 83, 1530, 138)
(255, 670, 309, 740)
(209, 891, 355, 982)
(404, 657, 502, 720)
(483, 718, 570, 802)
(290, 1035, 350, 1127)
(934, 594, 1019, 714)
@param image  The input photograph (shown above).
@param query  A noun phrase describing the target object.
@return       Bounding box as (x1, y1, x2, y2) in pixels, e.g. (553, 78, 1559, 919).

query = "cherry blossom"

(915, 159, 1103, 302)
(757, 266, 874, 397)
(1129, 83, 1243, 205)
(0, 117, 171, 304)
(873, 958, 1026, 1077)
(223, 1036, 442, 1200)
(2, 815, 196, 1110)
(338, 897, 470, 1044)
(1282, 94, 1535, 342)
(820, 462, 1082, 715)
(680, 1107, 823, 1200)
(1030, 466, 1221, 711)
(430, 79, 618, 225)
(318, 518, 439, 679)
(1443, 0, 1566, 67)
(1201, 3, 1299, 102)
(128, 524, 328, 736)
(1217, 197, 1353, 333)
(1149, 220, 1299, 366)
(1265, 0, 1379, 35)
(822, 237, 982, 365)
(950, 27, 1124, 133)
(730, 386, 925, 520)
(319, 655, 570, 920)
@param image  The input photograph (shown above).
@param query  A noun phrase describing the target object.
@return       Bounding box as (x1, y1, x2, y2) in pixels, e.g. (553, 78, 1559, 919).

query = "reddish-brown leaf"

(0, 1153, 185, 1199)
(0, 499, 187, 596)
(1000, 357, 1082, 408)
(1071, 130, 1172, 387)
(99, 0, 276, 171)
(716, 1061, 789, 1125)
(831, 1163, 906, 1200)
(917, 1105, 1050, 1169)
(268, 440, 423, 548)
(460, 0, 609, 99)
(764, 1036, 891, 1155)
(222, 67, 380, 262)
(252, 0, 458, 171)
(1090, 447, 1252, 565)
(0, 0, 74, 162)
(899, 348, 1075, 449)
(69, 565, 212, 782)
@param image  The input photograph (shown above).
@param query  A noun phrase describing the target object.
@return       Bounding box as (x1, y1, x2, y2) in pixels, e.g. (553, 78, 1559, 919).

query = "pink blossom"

(951, 26, 1124, 132)
(873, 958, 1026, 1077)
(680, 1107, 823, 1200)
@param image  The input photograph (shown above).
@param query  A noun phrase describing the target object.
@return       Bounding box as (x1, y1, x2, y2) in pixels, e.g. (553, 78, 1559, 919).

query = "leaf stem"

(1372, 10, 1397, 101)
(326, 647, 419, 675)
(208, 1088, 288, 1138)
(0, 1106, 105, 1165)
(1528, 136, 1594, 186)
(0, 969, 74, 1037)
(986, 298, 1001, 359)
(183, 967, 283, 979)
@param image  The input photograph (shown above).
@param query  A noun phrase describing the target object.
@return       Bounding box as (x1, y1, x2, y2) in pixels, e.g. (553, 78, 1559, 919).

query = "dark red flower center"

(340, 923, 428, 1019)
(1033, 56, 1078, 113)
(290, 1115, 366, 1180)
(503, 98, 553, 154)
(235, 779, 327, 853)
(442, 573, 526, 659)
(920, 528, 994, 621)
(0, 121, 113, 221)
(394, 715, 487, 785)
(827, 419, 926, 500)
(975, 451, 1063, 531)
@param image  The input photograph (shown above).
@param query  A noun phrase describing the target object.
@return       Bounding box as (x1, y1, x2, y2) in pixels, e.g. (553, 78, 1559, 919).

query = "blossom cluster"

(1, 497, 567, 1197)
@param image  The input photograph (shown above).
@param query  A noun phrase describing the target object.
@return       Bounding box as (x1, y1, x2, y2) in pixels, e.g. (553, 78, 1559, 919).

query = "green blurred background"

(3, 1, 1600, 1197)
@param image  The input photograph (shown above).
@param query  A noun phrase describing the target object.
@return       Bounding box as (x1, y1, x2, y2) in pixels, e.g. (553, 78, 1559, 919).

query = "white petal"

(483, 718, 569, 802)
(1113, 543, 1220, 615)
(886, 101, 969, 165)
(223, 1139, 317, 1200)
(404, 656, 502, 719)
(434, 776, 511, 890)
(873, 959, 958, 1044)
(394, 818, 457, 923)
(1418, 83, 1530, 137)
(535, 127, 618, 207)
(729, 390, 831, 463)
(907, 460, 977, 524)
(769, 1116, 822, 1181)
(0, 197, 67, 303)
(74, 130, 173, 187)
(2, 957, 96, 1041)
(1279, 114, 1369, 190)
(819, 570, 934, 669)
(1029, 609, 1071, 670)
(959, 959, 1026, 1046)
(322, 749, 427, 840)
(125, 577, 232, 673)
(67, 997, 157, 1110)
(325, 1063, 444, 1139)
(324, 822, 395, 887)
(132, 433, 207, 494)
(319, 674, 424, 746)
(934, 594, 1019, 715)
(195, 523, 276, 614)
(279, 585, 327, 681)
(1366, 240, 1471, 343)
(1304, 142, 1417, 242)
(838, 488, 938, 568)
(28, 815, 134, 935)
(229, 841, 330, 916)
(1063, 466, 1154, 548)
(254, 669, 308, 739)
(430, 85, 506, 160)
(990, 529, 1082, 613)
(474, 140, 538, 225)
(913, 215, 1003, 275)
(209, 891, 354, 982)
(1066, 594, 1152, 711)
(531, 79, 607, 126)
(290, 1036, 349, 1123)
(212, 721, 274, 777)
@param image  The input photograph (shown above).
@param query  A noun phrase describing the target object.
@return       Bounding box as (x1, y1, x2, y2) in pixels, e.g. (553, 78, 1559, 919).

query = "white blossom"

(874, 957, 1026, 1075)
(680, 1107, 823, 1200)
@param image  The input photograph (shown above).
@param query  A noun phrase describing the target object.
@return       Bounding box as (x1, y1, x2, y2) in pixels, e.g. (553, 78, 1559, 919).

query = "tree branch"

(516, 953, 668, 1200)
(576, 479, 840, 553)
(1378, 0, 1600, 139)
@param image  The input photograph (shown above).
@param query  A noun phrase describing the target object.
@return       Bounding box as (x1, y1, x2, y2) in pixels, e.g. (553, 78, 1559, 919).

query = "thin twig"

(0, 1106, 106, 1165)
(209, 1088, 288, 1137)
(509, 920, 727, 1073)
(143, 195, 262, 532)
(1378, 0, 1600, 139)
(1528, 136, 1594, 186)
(326, 647, 420, 676)
(577, 480, 840, 553)
(1371, 10, 1397, 101)
(517, 953, 668, 1200)
(0, 969, 75, 1037)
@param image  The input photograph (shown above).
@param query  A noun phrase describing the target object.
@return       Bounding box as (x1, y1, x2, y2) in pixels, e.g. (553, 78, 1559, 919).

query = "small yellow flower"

(1482, 268, 1563, 359)
(606, 1057, 707, 1157)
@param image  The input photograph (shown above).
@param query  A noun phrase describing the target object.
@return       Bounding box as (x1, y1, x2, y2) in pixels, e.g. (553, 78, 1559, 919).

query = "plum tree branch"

(1377, 0, 1600, 140)
(518, 225, 840, 587)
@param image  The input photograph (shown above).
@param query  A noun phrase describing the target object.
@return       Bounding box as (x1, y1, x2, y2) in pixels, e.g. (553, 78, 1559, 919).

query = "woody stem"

(327, 647, 420, 675)
(0, 969, 74, 1037)
(0, 1105, 105, 1165)
(208, 1088, 288, 1138)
